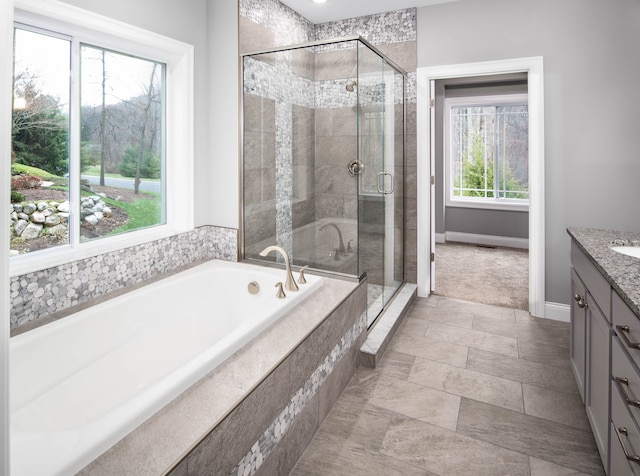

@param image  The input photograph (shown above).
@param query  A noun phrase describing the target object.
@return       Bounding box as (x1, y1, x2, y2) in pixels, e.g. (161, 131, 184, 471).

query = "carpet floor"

(434, 242, 529, 311)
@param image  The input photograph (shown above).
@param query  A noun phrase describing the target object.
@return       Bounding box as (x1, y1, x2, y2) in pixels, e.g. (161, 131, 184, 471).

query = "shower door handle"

(377, 172, 394, 195)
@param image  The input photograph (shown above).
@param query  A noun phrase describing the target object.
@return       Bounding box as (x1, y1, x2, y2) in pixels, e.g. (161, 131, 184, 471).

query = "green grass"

(12, 163, 63, 181)
(99, 192, 162, 234)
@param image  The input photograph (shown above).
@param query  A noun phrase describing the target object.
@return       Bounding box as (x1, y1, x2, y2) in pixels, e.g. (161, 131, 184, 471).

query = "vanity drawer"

(571, 241, 611, 321)
(614, 291, 640, 370)
(611, 384, 640, 476)
(613, 337, 640, 425)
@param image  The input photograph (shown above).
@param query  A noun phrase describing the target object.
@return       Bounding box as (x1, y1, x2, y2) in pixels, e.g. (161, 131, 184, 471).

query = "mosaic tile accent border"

(315, 9, 417, 45)
(244, 54, 405, 110)
(240, 0, 314, 46)
(232, 310, 367, 476)
(10, 226, 238, 328)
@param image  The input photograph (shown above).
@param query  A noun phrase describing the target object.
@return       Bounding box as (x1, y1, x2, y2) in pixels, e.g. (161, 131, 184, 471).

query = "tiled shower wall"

(240, 0, 418, 282)
(10, 226, 237, 330)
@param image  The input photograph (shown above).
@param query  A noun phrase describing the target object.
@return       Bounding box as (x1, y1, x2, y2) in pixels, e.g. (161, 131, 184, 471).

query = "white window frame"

(445, 93, 529, 212)
(10, 0, 194, 277)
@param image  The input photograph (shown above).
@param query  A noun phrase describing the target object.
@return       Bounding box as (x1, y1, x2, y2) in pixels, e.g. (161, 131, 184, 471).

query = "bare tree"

(98, 49, 107, 186)
(132, 63, 160, 194)
(12, 71, 66, 135)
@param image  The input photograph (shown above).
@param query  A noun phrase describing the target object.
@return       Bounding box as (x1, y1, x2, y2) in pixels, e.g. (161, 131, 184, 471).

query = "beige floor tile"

(291, 296, 601, 476)
(381, 415, 530, 476)
(345, 372, 461, 431)
(523, 384, 590, 431)
(466, 348, 579, 396)
(518, 339, 571, 369)
(457, 398, 604, 475)
(397, 316, 430, 337)
(388, 332, 469, 368)
(311, 393, 394, 452)
(291, 438, 432, 476)
(409, 358, 524, 412)
(425, 321, 519, 357)
(473, 314, 570, 349)
(529, 457, 592, 475)
(375, 350, 415, 381)
(408, 306, 475, 329)
(435, 297, 516, 321)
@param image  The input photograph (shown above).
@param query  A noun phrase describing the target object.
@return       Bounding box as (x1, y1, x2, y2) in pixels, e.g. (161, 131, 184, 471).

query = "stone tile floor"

(291, 295, 605, 476)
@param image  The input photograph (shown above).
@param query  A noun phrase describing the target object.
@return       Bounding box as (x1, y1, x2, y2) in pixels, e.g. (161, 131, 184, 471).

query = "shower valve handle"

(347, 160, 364, 176)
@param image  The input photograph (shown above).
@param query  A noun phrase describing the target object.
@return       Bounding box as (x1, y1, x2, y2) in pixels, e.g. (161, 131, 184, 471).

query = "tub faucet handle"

(298, 265, 309, 285)
(275, 282, 286, 299)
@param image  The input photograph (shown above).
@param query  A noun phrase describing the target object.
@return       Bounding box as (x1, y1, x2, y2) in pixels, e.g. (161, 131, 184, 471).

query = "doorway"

(416, 57, 545, 317)
(433, 74, 530, 310)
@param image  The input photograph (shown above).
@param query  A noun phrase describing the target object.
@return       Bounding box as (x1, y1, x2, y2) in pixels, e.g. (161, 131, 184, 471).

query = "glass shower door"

(357, 43, 404, 326)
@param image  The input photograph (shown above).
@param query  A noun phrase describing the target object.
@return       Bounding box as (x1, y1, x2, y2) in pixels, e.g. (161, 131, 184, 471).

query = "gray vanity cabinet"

(570, 241, 611, 473)
(586, 294, 611, 468)
(570, 268, 587, 402)
(610, 291, 640, 475)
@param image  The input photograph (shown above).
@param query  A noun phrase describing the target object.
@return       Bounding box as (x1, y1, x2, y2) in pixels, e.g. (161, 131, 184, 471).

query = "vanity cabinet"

(568, 227, 640, 475)
(570, 268, 587, 402)
(610, 291, 640, 475)
(586, 294, 611, 467)
(570, 241, 611, 471)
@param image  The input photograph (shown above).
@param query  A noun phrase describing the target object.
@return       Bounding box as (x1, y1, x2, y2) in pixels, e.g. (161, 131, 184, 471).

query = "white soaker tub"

(10, 259, 322, 476)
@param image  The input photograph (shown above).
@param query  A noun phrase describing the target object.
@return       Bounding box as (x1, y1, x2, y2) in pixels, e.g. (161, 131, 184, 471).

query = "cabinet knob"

(574, 293, 581, 302)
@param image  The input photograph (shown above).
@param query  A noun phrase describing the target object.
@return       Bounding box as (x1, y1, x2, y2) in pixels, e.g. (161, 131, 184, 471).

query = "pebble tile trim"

(10, 226, 237, 328)
(232, 311, 367, 476)
(315, 9, 417, 45)
(240, 0, 314, 47)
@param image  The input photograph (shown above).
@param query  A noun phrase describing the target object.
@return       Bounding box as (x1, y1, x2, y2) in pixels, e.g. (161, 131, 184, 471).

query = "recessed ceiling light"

(312, 0, 328, 4)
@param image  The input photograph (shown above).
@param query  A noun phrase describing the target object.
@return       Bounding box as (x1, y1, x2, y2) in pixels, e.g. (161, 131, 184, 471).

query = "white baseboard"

(544, 302, 570, 322)
(444, 231, 529, 250)
(435, 233, 446, 244)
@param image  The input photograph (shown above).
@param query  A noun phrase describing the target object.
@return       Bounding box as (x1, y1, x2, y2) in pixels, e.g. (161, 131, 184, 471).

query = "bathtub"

(10, 259, 322, 476)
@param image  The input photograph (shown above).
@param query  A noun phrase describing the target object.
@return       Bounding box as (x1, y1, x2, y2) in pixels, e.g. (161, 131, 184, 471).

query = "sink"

(611, 246, 640, 259)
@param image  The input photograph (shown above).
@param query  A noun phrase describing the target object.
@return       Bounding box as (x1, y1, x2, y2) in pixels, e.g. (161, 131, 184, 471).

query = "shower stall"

(241, 36, 405, 327)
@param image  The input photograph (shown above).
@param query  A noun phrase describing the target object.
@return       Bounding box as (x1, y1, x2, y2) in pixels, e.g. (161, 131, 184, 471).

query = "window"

(10, 0, 193, 276)
(446, 94, 529, 210)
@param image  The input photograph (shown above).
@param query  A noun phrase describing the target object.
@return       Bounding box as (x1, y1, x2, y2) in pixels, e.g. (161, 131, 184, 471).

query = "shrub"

(11, 174, 43, 190)
(11, 190, 25, 203)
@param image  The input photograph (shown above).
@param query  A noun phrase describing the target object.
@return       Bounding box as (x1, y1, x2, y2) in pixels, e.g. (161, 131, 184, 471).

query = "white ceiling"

(278, 0, 459, 24)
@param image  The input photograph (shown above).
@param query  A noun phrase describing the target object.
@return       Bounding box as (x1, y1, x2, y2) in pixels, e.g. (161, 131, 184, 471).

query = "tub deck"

(72, 269, 359, 474)
(10, 260, 333, 476)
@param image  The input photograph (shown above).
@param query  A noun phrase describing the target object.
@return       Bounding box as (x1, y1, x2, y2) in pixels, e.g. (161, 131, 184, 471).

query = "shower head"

(346, 80, 357, 92)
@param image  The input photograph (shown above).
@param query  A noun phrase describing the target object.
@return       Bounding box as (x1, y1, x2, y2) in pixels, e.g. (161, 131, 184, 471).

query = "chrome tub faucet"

(320, 223, 347, 256)
(259, 245, 299, 292)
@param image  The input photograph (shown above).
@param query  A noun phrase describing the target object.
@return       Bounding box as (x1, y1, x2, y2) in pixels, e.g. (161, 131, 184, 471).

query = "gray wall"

(418, 0, 640, 305)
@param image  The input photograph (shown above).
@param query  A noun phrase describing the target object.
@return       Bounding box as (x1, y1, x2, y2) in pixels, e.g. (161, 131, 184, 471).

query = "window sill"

(446, 198, 529, 212)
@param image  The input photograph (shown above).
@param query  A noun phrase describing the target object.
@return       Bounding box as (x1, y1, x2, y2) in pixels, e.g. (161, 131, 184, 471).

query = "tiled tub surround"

(10, 225, 237, 331)
(566, 227, 640, 316)
(78, 276, 366, 475)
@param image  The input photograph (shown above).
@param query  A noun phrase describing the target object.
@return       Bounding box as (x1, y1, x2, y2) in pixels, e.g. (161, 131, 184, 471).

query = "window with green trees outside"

(448, 97, 528, 208)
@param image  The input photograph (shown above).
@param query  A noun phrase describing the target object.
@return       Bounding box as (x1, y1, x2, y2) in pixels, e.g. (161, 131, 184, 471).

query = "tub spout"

(320, 223, 347, 256)
(259, 245, 299, 292)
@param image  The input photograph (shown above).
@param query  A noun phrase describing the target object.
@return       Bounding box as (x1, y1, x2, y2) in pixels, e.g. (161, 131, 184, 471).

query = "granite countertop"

(567, 227, 640, 318)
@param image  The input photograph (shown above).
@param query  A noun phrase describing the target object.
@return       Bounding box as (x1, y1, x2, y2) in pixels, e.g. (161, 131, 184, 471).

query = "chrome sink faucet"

(259, 245, 299, 292)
